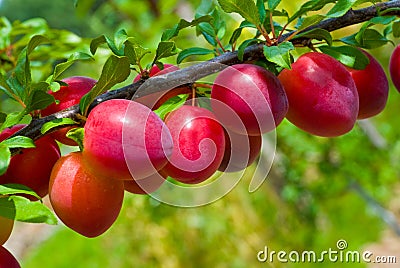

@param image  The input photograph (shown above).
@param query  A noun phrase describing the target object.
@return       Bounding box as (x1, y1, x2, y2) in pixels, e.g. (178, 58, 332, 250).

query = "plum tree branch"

(9, 0, 400, 154)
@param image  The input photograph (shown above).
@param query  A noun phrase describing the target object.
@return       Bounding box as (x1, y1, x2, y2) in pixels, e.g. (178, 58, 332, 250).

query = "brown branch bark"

(9, 0, 400, 154)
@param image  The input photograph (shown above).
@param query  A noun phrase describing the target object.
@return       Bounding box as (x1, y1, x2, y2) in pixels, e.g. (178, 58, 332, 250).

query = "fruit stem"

(191, 86, 196, 107)
(270, 12, 276, 40)
(215, 37, 227, 53)
(193, 82, 213, 89)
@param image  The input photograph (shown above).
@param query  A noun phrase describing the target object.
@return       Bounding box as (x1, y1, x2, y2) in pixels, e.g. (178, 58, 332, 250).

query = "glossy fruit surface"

(218, 130, 262, 173)
(124, 172, 166, 195)
(41, 76, 97, 145)
(390, 44, 400, 92)
(347, 50, 388, 119)
(49, 152, 124, 238)
(0, 246, 20, 268)
(0, 125, 61, 198)
(278, 52, 359, 137)
(211, 64, 288, 135)
(161, 105, 225, 184)
(83, 99, 173, 180)
(0, 216, 13, 245)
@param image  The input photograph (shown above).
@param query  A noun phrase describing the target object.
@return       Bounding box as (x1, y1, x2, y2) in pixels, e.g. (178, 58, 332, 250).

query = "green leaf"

(26, 35, 50, 54)
(0, 195, 57, 224)
(67, 127, 84, 151)
(229, 20, 256, 45)
(11, 47, 30, 99)
(393, 21, 400, 38)
(0, 146, 10, 176)
(197, 23, 218, 46)
(177, 47, 215, 64)
(0, 74, 14, 99)
(25, 90, 56, 113)
(90, 35, 107, 55)
(379, 7, 400, 16)
(355, 28, 391, 49)
(161, 15, 213, 41)
(296, 14, 325, 31)
(41, 118, 78, 134)
(294, 28, 332, 46)
(90, 33, 124, 56)
(51, 52, 94, 81)
(0, 113, 6, 125)
(256, 0, 267, 24)
(0, 112, 25, 132)
(326, 0, 357, 18)
(319, 45, 370, 69)
(154, 41, 180, 63)
(368, 16, 396, 26)
(80, 55, 130, 115)
(1, 136, 35, 149)
(268, 0, 281, 10)
(154, 94, 189, 120)
(217, 0, 260, 26)
(0, 184, 41, 200)
(210, 7, 227, 40)
(263, 42, 294, 69)
(114, 29, 129, 51)
(124, 38, 151, 66)
(289, 0, 335, 23)
(238, 39, 259, 61)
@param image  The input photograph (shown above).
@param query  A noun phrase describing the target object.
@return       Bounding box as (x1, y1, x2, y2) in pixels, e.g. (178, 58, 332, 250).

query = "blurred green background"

(1, 0, 400, 267)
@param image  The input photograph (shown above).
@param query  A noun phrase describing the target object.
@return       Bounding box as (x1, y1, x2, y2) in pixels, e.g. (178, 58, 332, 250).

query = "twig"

(8, 0, 400, 155)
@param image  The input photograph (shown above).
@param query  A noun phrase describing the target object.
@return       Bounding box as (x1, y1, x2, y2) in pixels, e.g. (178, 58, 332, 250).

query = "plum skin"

(347, 49, 388, 119)
(49, 152, 124, 238)
(161, 105, 225, 184)
(218, 130, 262, 173)
(211, 64, 288, 135)
(0, 246, 20, 268)
(83, 99, 173, 181)
(0, 124, 61, 199)
(41, 76, 97, 146)
(278, 52, 359, 137)
(124, 172, 166, 195)
(390, 44, 400, 92)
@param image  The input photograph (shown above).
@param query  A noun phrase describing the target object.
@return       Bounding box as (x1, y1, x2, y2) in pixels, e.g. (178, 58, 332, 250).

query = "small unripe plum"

(278, 52, 359, 137)
(0, 125, 61, 198)
(83, 99, 173, 181)
(347, 49, 388, 119)
(0, 216, 14, 245)
(390, 44, 400, 92)
(211, 64, 288, 135)
(41, 76, 97, 145)
(218, 130, 262, 173)
(160, 105, 225, 184)
(124, 172, 166, 195)
(0, 246, 20, 268)
(49, 152, 124, 238)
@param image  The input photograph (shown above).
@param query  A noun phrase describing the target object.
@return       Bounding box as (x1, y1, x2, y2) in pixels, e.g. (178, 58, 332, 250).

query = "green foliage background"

(1, 0, 399, 267)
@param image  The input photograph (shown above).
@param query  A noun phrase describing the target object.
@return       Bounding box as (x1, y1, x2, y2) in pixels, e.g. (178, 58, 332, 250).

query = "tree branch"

(9, 0, 400, 154)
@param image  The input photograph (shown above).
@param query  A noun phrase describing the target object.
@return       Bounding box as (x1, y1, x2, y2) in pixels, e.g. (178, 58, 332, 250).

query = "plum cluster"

(1, 46, 399, 242)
